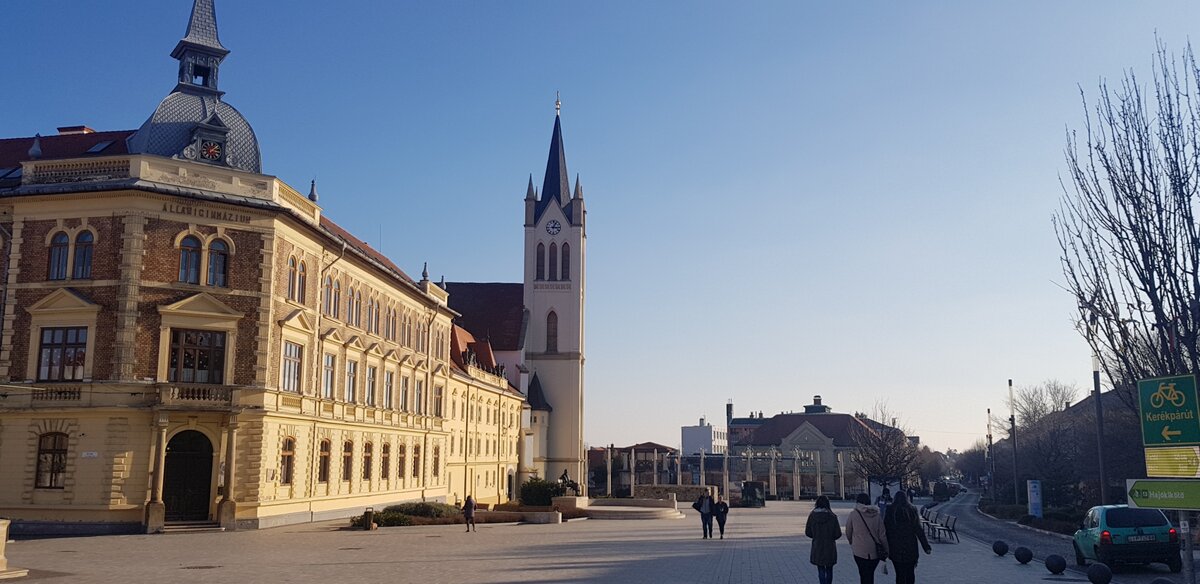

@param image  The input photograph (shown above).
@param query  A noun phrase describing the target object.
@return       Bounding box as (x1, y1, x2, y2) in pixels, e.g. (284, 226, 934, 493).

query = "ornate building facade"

(0, 0, 550, 534)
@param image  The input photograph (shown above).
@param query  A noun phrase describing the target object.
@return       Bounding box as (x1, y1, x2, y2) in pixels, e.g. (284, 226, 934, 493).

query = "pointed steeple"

(175, 0, 228, 57)
(526, 174, 536, 201)
(27, 134, 42, 160)
(535, 100, 570, 222)
(308, 179, 319, 202)
(573, 174, 583, 200)
(170, 0, 230, 95)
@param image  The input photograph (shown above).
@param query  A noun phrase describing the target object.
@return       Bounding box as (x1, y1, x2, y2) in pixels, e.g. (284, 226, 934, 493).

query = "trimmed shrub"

(383, 502, 461, 519)
(349, 511, 415, 528)
(520, 478, 565, 506)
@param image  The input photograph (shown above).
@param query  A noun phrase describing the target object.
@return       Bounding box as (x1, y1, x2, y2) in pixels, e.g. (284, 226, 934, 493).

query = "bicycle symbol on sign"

(1150, 383, 1188, 409)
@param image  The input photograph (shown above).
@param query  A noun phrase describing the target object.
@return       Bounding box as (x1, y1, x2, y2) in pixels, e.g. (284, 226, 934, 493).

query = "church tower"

(523, 98, 586, 490)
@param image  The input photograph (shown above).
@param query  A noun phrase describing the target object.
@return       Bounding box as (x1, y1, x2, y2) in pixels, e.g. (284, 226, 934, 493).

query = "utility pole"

(1009, 379, 1019, 505)
(986, 409, 994, 500)
(1085, 310, 1108, 505)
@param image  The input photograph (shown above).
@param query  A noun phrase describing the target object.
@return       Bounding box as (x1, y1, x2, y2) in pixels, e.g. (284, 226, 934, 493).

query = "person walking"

(884, 491, 932, 584)
(805, 495, 842, 584)
(713, 494, 730, 539)
(462, 495, 477, 532)
(692, 492, 714, 539)
(846, 492, 888, 584)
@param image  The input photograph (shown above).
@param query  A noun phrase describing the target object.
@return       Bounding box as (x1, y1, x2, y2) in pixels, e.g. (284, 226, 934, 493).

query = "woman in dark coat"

(805, 495, 842, 584)
(883, 491, 931, 584)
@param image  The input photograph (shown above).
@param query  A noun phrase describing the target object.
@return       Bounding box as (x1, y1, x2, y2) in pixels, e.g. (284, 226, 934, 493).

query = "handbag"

(856, 509, 889, 562)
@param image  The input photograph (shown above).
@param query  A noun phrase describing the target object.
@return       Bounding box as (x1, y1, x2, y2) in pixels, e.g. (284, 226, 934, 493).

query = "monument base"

(0, 519, 29, 579)
(145, 502, 165, 534)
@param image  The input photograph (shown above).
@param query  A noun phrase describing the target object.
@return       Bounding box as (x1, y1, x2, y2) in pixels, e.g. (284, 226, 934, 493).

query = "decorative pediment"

(158, 292, 242, 318)
(432, 363, 447, 376)
(344, 335, 366, 351)
(782, 422, 832, 448)
(365, 342, 385, 357)
(383, 349, 400, 362)
(320, 328, 344, 344)
(278, 309, 315, 333)
(26, 288, 99, 315)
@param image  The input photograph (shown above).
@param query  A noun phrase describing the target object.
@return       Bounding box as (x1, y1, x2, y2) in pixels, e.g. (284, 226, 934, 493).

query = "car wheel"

(1168, 556, 1183, 573)
(1073, 542, 1087, 566)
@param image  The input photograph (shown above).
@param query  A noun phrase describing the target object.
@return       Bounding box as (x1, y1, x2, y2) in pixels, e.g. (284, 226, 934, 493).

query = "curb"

(975, 507, 1071, 541)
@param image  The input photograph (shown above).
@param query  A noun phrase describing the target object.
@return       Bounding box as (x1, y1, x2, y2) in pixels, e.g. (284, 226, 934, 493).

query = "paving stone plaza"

(8, 501, 1109, 584)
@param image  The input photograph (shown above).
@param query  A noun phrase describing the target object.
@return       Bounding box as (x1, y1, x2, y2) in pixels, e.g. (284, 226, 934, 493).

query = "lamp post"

(1086, 311, 1108, 505)
(1009, 379, 1019, 505)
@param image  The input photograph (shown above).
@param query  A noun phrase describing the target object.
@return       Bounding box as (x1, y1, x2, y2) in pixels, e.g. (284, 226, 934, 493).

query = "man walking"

(692, 492, 714, 539)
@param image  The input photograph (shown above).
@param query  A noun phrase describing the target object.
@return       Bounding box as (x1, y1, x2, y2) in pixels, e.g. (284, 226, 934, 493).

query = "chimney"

(57, 126, 95, 135)
(814, 395, 822, 406)
(699, 417, 705, 426)
(726, 401, 733, 429)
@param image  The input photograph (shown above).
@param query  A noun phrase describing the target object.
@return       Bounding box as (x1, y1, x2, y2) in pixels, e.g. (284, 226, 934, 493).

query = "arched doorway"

(163, 430, 214, 522)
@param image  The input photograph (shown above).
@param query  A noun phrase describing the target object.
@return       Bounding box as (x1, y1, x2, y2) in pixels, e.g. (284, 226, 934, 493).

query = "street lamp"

(1086, 310, 1108, 505)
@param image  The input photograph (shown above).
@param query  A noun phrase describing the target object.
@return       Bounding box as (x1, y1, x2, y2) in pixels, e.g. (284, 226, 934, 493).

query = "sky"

(5, 1, 1200, 453)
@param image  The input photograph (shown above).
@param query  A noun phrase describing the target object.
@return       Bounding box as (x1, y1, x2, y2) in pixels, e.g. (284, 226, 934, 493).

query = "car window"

(1088, 510, 1098, 528)
(1106, 508, 1168, 528)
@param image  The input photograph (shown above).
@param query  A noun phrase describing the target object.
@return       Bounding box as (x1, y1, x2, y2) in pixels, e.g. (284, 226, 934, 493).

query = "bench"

(929, 515, 958, 543)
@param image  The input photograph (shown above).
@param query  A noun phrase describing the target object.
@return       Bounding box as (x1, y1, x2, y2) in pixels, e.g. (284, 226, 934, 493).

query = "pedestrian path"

(8, 500, 1089, 583)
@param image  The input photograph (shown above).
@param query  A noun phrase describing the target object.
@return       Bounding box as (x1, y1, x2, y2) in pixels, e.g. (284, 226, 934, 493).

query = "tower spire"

(535, 103, 570, 222)
(176, 0, 228, 56)
(555, 91, 561, 116)
(526, 174, 536, 201)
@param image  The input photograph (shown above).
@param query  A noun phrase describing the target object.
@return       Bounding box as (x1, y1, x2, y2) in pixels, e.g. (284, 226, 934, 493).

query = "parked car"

(1073, 505, 1181, 573)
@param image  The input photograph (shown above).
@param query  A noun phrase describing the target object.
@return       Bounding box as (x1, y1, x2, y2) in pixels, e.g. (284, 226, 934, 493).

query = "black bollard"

(1044, 554, 1066, 574)
(992, 540, 1009, 556)
(1014, 547, 1033, 564)
(1086, 562, 1112, 584)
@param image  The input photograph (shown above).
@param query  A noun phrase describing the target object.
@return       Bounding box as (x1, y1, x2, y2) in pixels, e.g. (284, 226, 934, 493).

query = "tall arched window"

(561, 243, 571, 281)
(178, 236, 202, 284)
(47, 232, 69, 280)
(297, 262, 308, 303)
(546, 311, 558, 353)
(397, 443, 407, 480)
(287, 257, 298, 300)
(373, 301, 381, 334)
(536, 243, 545, 280)
(548, 243, 558, 281)
(318, 440, 331, 483)
(347, 288, 357, 326)
(207, 240, 229, 287)
(323, 276, 333, 314)
(73, 232, 94, 279)
(381, 443, 391, 479)
(35, 432, 68, 489)
(280, 438, 295, 485)
(342, 441, 354, 482)
(332, 281, 341, 318)
(355, 291, 363, 327)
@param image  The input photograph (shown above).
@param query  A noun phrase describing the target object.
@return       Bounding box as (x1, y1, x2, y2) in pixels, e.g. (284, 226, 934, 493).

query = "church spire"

(171, 0, 229, 95)
(177, 0, 228, 55)
(526, 174, 536, 201)
(535, 97, 570, 222)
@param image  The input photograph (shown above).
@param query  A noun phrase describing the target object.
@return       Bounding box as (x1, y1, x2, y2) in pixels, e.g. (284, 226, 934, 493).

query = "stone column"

(699, 451, 705, 487)
(792, 453, 800, 501)
(815, 451, 823, 497)
(722, 452, 729, 498)
(145, 412, 169, 534)
(217, 415, 239, 530)
(0, 518, 29, 578)
(675, 454, 681, 486)
(629, 449, 636, 495)
(652, 449, 659, 486)
(837, 451, 846, 500)
(768, 450, 777, 498)
(605, 445, 612, 496)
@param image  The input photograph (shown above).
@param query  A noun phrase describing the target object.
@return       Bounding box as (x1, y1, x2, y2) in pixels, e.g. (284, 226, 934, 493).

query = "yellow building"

(0, 0, 523, 534)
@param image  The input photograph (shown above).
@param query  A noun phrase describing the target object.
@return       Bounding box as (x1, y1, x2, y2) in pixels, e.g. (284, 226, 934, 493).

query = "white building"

(681, 417, 728, 455)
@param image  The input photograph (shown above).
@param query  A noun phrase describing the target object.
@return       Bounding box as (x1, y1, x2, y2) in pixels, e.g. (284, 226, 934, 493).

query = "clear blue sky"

(6, 1, 1199, 452)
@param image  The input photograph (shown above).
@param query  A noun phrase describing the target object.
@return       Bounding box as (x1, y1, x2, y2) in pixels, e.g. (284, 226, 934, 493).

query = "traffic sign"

(1139, 375, 1200, 447)
(1145, 447, 1200, 478)
(1128, 479, 1200, 511)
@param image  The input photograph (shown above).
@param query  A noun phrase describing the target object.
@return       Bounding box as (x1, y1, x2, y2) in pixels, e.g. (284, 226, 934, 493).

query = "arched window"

(432, 446, 440, 478)
(35, 432, 68, 489)
(549, 243, 558, 281)
(318, 440, 331, 483)
(347, 288, 356, 326)
(178, 236, 202, 284)
(355, 291, 363, 327)
(536, 243, 545, 280)
(48, 232, 69, 280)
(363, 442, 373, 480)
(332, 281, 341, 318)
(546, 311, 558, 353)
(397, 443, 407, 480)
(297, 262, 308, 303)
(381, 443, 391, 479)
(342, 441, 354, 482)
(366, 299, 375, 333)
(280, 437, 295, 485)
(412, 445, 422, 479)
(73, 232, 94, 279)
(207, 240, 229, 287)
(287, 257, 297, 300)
(561, 243, 570, 281)
(373, 301, 381, 334)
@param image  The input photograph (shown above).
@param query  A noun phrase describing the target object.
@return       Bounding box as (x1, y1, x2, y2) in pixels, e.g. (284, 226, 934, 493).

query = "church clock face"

(200, 140, 223, 161)
(546, 220, 561, 235)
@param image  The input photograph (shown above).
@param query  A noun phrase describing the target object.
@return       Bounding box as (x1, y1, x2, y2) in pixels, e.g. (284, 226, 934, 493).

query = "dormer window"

(193, 64, 211, 88)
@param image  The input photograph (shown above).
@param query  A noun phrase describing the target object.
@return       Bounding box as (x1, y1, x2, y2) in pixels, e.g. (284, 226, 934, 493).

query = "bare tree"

(1056, 40, 1200, 411)
(851, 404, 920, 486)
(1009, 379, 1080, 428)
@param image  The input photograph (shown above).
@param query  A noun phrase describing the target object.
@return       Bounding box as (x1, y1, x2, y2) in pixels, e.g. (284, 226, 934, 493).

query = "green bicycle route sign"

(1139, 375, 1200, 448)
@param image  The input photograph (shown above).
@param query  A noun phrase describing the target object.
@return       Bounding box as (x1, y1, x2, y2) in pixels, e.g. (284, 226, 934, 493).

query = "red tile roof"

(0, 131, 134, 169)
(443, 282, 525, 351)
(737, 413, 875, 448)
(319, 216, 416, 285)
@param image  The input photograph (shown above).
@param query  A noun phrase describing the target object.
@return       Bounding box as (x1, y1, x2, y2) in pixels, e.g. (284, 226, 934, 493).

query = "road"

(939, 492, 1191, 584)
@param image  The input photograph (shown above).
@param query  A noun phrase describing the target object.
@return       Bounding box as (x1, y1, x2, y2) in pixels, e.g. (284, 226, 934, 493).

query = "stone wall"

(633, 485, 716, 502)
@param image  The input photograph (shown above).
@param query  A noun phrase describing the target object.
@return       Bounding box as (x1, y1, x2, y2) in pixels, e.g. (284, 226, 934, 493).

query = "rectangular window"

(434, 385, 444, 417)
(37, 326, 87, 382)
(384, 371, 394, 409)
(282, 341, 303, 393)
(322, 353, 336, 399)
(35, 433, 68, 489)
(167, 329, 225, 384)
(365, 366, 377, 407)
(401, 377, 410, 412)
(345, 360, 358, 403)
(415, 380, 424, 414)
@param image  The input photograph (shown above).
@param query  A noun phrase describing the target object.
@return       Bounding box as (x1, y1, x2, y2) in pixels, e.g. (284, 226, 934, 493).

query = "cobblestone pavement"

(9, 501, 1102, 584)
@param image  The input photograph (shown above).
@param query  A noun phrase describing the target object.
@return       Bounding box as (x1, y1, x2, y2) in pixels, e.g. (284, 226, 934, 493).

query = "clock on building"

(546, 220, 561, 235)
(200, 140, 223, 161)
